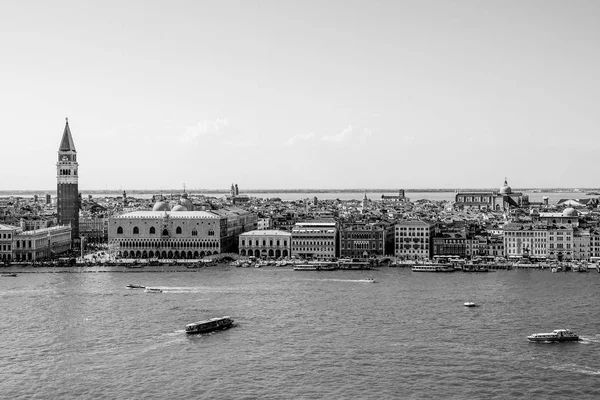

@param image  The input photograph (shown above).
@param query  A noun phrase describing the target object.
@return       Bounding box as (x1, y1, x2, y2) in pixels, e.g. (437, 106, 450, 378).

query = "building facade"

(56, 118, 79, 243)
(108, 204, 257, 259)
(291, 221, 337, 259)
(239, 230, 291, 258)
(0, 224, 16, 261)
(339, 223, 385, 259)
(395, 220, 433, 260)
(0, 224, 71, 262)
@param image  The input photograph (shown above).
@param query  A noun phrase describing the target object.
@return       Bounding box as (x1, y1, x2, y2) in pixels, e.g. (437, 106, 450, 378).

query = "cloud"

(222, 138, 255, 147)
(322, 125, 373, 142)
(181, 118, 229, 143)
(285, 132, 316, 146)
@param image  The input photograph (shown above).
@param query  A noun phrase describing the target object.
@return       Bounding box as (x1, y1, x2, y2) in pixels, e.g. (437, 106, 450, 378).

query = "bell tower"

(56, 118, 79, 243)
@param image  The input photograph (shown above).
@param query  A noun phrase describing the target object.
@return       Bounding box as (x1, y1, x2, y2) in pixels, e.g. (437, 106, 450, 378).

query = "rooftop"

(115, 211, 220, 219)
(240, 230, 291, 237)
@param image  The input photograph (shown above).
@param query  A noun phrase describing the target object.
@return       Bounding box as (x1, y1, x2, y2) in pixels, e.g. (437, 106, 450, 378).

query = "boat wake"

(578, 335, 600, 344)
(549, 363, 600, 376)
(304, 279, 376, 283)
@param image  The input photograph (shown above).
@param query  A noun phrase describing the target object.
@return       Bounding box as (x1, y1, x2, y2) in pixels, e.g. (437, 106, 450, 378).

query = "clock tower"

(57, 118, 79, 243)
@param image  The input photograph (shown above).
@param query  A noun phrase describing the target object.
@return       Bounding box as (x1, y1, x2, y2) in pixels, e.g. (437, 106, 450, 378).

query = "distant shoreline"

(0, 188, 597, 196)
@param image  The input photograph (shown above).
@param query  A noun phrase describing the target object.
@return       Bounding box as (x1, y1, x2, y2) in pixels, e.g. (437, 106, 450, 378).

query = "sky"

(1, 0, 599, 191)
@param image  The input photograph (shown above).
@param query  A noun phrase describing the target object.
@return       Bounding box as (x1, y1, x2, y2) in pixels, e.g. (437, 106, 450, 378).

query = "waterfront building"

(590, 230, 600, 259)
(12, 226, 72, 261)
(0, 224, 16, 261)
(108, 202, 256, 259)
(433, 233, 468, 258)
(0, 224, 71, 262)
(238, 230, 291, 258)
(486, 235, 504, 258)
(339, 223, 385, 259)
(503, 224, 549, 259)
(291, 221, 337, 259)
(573, 229, 590, 261)
(395, 220, 433, 260)
(56, 118, 80, 244)
(455, 178, 528, 211)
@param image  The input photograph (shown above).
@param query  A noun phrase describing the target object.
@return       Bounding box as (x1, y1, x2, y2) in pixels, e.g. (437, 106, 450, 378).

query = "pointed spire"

(59, 117, 77, 152)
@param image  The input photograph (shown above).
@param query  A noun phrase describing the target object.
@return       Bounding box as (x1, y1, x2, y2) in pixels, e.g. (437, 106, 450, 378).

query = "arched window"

(117, 227, 123, 235)
(208, 229, 214, 236)
(133, 227, 139, 235)
(149, 227, 156, 234)
(162, 229, 169, 236)
(192, 229, 197, 236)
(176, 227, 182, 234)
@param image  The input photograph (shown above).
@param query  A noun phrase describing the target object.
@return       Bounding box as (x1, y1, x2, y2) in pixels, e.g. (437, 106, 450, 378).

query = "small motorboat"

(126, 284, 146, 289)
(527, 329, 579, 342)
(144, 287, 163, 293)
(464, 302, 477, 307)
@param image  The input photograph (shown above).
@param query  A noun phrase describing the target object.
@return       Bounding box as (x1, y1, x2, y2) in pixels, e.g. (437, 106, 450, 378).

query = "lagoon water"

(1, 267, 600, 399)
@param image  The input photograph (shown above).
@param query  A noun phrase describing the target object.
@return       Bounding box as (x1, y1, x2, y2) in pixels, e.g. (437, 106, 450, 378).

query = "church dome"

(563, 207, 578, 217)
(171, 204, 188, 212)
(152, 201, 171, 212)
(499, 178, 512, 195)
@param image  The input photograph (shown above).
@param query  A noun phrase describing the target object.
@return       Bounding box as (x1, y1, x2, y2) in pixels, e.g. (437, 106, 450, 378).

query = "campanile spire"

(57, 118, 79, 243)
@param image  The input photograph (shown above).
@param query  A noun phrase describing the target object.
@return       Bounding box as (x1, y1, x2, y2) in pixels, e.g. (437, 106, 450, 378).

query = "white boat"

(185, 316, 234, 334)
(527, 329, 579, 342)
(464, 302, 477, 307)
(144, 287, 163, 293)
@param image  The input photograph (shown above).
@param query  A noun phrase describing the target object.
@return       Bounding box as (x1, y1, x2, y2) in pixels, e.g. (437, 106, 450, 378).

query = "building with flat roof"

(108, 200, 257, 259)
(291, 221, 338, 259)
(395, 220, 433, 260)
(239, 230, 291, 258)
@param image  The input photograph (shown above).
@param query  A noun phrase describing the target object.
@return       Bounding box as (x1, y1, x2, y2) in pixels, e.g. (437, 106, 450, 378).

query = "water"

(1, 267, 599, 399)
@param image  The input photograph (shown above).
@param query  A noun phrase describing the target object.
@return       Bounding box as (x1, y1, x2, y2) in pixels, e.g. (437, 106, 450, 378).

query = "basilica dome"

(171, 204, 188, 212)
(562, 207, 578, 217)
(179, 193, 194, 211)
(152, 201, 171, 212)
(499, 179, 512, 195)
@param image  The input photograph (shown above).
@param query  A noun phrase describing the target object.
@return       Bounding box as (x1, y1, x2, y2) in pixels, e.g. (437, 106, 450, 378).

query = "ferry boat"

(411, 265, 454, 272)
(527, 329, 580, 342)
(356, 278, 376, 283)
(144, 287, 163, 293)
(185, 316, 234, 334)
(126, 284, 146, 289)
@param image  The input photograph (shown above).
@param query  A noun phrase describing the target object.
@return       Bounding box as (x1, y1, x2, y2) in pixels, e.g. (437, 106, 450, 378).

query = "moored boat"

(411, 265, 454, 272)
(527, 329, 579, 342)
(185, 316, 234, 334)
(0, 273, 18, 277)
